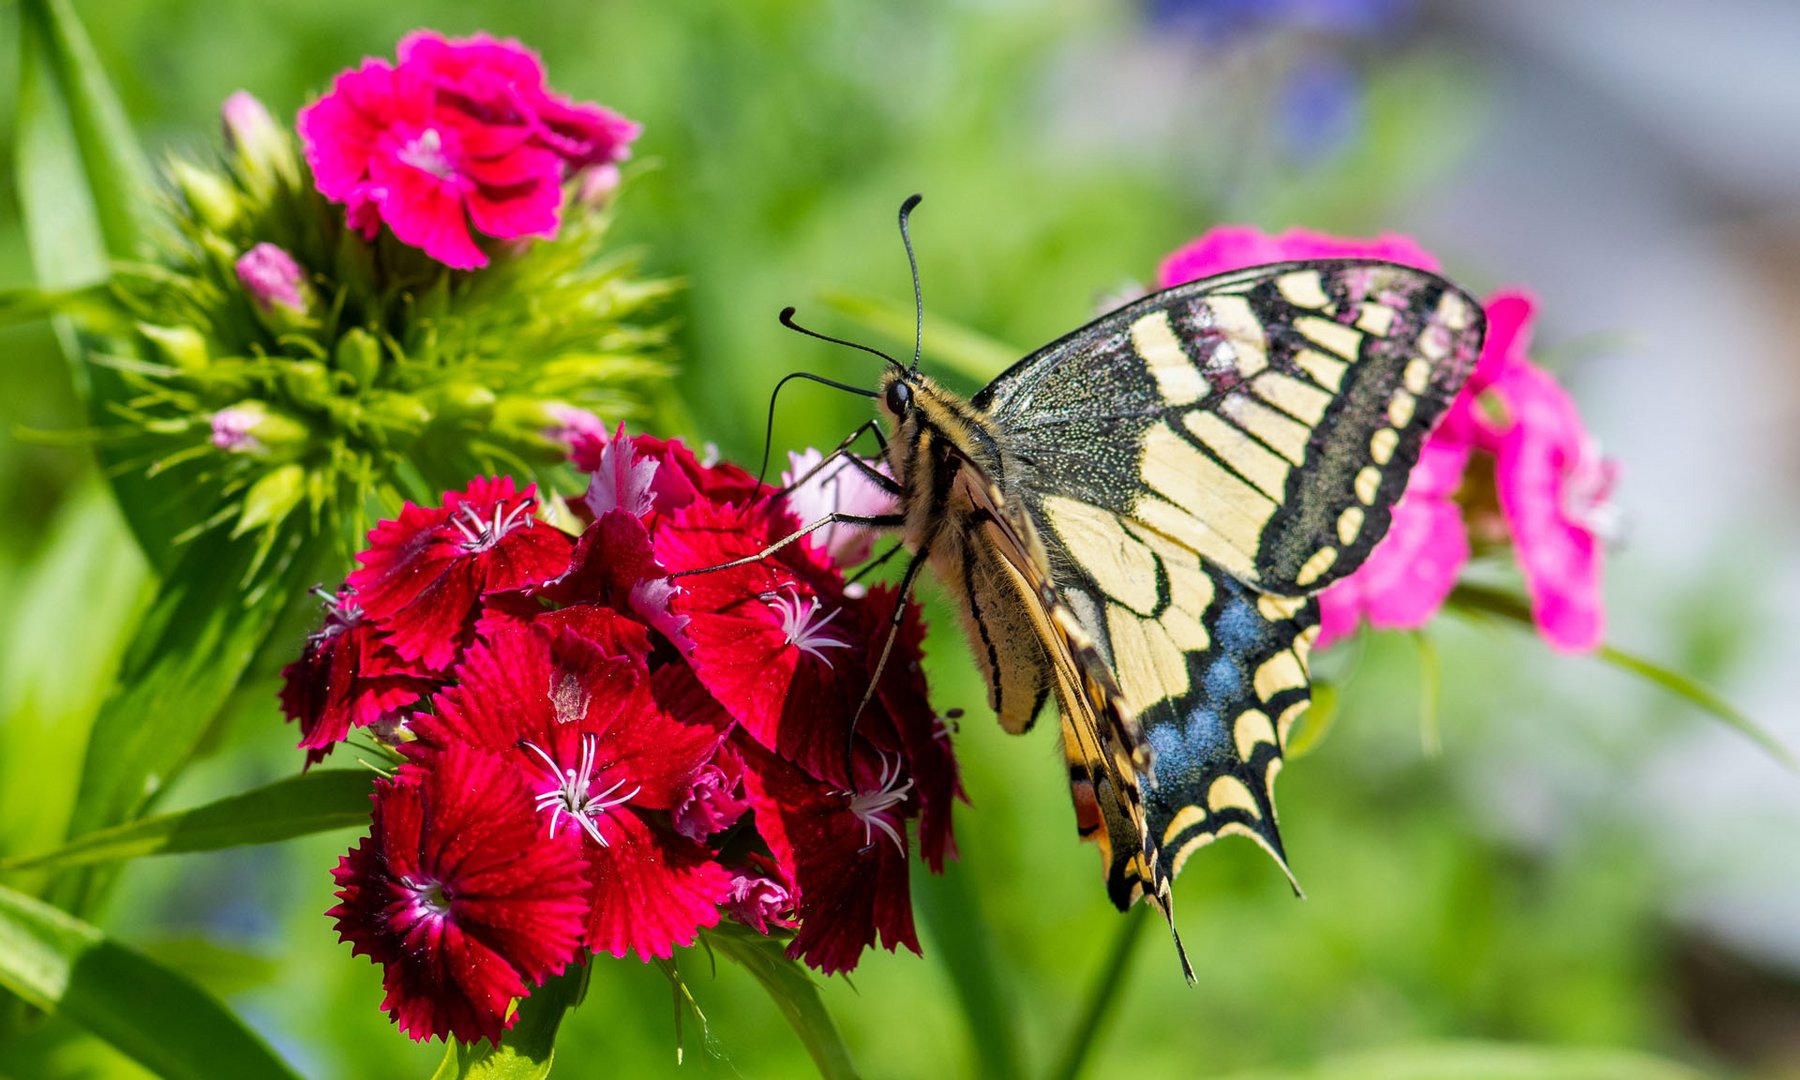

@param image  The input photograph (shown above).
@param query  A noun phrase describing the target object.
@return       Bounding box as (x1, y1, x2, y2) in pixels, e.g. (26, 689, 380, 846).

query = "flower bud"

(233, 462, 307, 537)
(221, 91, 298, 197)
(210, 400, 308, 458)
(574, 164, 621, 209)
(427, 382, 497, 422)
(359, 392, 432, 449)
(280, 360, 333, 408)
(169, 158, 241, 233)
(236, 243, 319, 332)
(138, 323, 210, 372)
(333, 327, 382, 388)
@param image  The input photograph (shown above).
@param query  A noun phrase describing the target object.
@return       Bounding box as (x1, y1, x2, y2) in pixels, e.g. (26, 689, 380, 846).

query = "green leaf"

(429, 965, 590, 1080)
(0, 882, 302, 1080)
(652, 954, 712, 1067)
(1285, 681, 1339, 760)
(16, 0, 153, 274)
(1218, 1039, 1710, 1080)
(915, 858, 1025, 1079)
(818, 288, 1021, 385)
(0, 481, 151, 880)
(0, 771, 372, 874)
(49, 523, 325, 917)
(0, 284, 122, 330)
(15, 0, 203, 567)
(701, 923, 859, 1080)
(1446, 583, 1796, 771)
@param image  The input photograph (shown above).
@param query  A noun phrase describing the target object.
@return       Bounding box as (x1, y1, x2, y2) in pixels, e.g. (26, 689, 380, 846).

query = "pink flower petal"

(1492, 361, 1610, 653)
(1157, 225, 1441, 288)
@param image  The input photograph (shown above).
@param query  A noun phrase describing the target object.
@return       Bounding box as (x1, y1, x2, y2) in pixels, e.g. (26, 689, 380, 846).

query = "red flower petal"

(348, 477, 573, 671)
(279, 588, 436, 767)
(857, 584, 961, 872)
(328, 745, 589, 1044)
(659, 500, 867, 786)
(738, 738, 919, 974)
(583, 810, 730, 960)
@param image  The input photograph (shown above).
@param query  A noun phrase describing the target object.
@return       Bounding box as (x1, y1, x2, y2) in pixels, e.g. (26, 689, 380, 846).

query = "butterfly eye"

(885, 379, 913, 415)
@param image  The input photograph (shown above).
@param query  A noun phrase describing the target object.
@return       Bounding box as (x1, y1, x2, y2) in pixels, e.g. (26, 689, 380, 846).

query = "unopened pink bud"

(235, 243, 316, 323)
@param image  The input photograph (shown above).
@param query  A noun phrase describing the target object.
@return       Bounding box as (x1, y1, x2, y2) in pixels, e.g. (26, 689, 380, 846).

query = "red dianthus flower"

(347, 475, 571, 671)
(329, 743, 590, 1044)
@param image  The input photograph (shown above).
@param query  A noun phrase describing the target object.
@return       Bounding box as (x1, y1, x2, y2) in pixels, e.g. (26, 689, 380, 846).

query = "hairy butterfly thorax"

(726, 195, 1486, 982)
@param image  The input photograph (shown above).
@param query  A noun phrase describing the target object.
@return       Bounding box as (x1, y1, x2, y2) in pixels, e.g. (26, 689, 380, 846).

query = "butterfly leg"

(847, 547, 932, 774)
(772, 421, 900, 498)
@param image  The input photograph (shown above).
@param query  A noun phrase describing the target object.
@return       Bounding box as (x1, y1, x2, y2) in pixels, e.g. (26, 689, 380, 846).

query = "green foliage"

(0, 770, 371, 874)
(700, 924, 860, 1080)
(0, 0, 1783, 1077)
(0, 883, 301, 1078)
(431, 967, 589, 1080)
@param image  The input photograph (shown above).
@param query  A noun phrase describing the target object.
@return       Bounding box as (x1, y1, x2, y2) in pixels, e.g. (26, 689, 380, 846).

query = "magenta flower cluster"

(297, 32, 639, 269)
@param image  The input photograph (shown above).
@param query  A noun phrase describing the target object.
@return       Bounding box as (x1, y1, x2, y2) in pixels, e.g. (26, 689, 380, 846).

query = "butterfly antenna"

(898, 194, 924, 374)
(779, 306, 904, 371)
(753, 367, 879, 491)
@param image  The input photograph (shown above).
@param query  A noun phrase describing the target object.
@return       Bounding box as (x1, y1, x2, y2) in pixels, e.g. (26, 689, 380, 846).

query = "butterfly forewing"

(980, 260, 1485, 595)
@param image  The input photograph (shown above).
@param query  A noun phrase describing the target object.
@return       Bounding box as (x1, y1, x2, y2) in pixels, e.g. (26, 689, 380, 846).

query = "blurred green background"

(4, 1, 1799, 1077)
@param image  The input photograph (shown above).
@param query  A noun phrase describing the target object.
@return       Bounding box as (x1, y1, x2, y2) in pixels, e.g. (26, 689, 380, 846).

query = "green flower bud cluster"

(98, 94, 675, 565)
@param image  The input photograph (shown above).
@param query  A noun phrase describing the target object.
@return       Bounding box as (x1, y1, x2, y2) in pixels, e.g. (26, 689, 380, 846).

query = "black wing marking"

(982, 259, 1485, 597)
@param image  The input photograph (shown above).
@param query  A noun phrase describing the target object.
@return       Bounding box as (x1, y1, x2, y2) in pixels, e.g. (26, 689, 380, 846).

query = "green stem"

(1049, 906, 1148, 1080)
(915, 856, 1025, 1080)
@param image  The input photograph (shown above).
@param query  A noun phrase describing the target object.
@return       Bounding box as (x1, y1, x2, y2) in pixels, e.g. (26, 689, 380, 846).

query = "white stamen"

(451, 497, 537, 553)
(766, 589, 852, 668)
(846, 752, 912, 854)
(1559, 440, 1620, 543)
(400, 875, 450, 917)
(521, 732, 638, 847)
(397, 127, 456, 179)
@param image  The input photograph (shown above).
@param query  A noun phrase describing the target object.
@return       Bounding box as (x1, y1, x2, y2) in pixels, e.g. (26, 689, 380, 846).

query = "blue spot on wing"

(1214, 595, 1267, 652)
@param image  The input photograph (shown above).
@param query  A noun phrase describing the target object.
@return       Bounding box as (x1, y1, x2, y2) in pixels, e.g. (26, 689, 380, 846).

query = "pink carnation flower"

(297, 31, 640, 270)
(1460, 292, 1617, 652)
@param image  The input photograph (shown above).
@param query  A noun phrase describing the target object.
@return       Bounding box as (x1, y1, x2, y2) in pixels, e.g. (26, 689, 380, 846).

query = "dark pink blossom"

(542, 404, 610, 471)
(279, 587, 435, 766)
(329, 744, 589, 1044)
(722, 865, 795, 935)
(1157, 224, 1440, 288)
(235, 243, 315, 319)
(1315, 438, 1472, 649)
(1466, 293, 1616, 652)
(673, 744, 750, 842)
(347, 476, 572, 671)
(209, 405, 266, 454)
(739, 738, 920, 975)
(297, 32, 638, 269)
